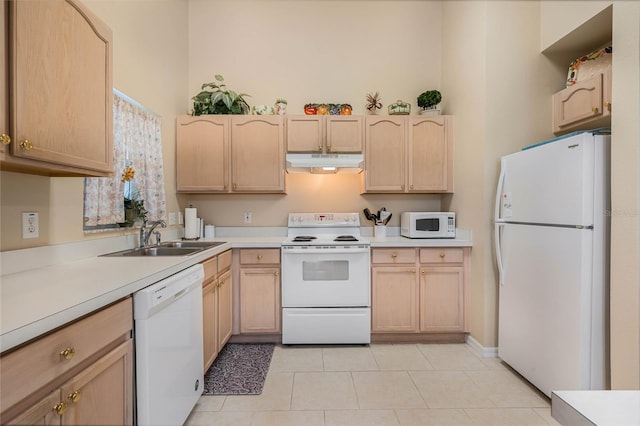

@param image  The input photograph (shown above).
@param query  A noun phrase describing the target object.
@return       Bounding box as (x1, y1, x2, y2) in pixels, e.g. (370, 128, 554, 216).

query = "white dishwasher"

(134, 264, 204, 426)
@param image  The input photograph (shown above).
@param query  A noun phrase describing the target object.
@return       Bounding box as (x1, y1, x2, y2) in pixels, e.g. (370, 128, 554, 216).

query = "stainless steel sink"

(101, 241, 226, 257)
(160, 241, 226, 249)
(101, 247, 204, 257)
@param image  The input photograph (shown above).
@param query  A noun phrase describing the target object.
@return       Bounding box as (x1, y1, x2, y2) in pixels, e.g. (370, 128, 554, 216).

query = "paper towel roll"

(184, 208, 198, 239)
(204, 225, 215, 239)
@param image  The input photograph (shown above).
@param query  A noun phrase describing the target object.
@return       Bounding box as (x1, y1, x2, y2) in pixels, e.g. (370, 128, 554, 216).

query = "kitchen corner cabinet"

(371, 247, 469, 336)
(286, 115, 363, 153)
(0, 298, 133, 425)
(202, 249, 232, 371)
(363, 115, 454, 193)
(238, 249, 281, 333)
(176, 115, 285, 193)
(1, 0, 114, 177)
(552, 69, 611, 135)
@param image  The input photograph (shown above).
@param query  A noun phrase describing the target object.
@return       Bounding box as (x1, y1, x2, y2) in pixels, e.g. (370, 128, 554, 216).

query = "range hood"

(286, 153, 364, 174)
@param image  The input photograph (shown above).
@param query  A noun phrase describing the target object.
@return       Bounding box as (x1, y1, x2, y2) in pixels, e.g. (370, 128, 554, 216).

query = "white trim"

(466, 334, 499, 358)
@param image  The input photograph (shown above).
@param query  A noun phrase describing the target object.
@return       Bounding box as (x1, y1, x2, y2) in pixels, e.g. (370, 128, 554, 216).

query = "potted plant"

(191, 74, 250, 115)
(366, 92, 382, 114)
(417, 90, 442, 115)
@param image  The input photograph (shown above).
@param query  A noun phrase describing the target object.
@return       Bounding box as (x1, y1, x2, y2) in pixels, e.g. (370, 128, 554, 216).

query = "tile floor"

(185, 343, 561, 426)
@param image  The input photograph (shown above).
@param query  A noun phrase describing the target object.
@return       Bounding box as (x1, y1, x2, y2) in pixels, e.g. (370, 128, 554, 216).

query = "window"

(83, 90, 166, 230)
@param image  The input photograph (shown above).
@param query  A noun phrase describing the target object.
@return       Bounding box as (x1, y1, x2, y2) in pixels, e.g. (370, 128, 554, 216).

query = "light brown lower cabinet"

(0, 298, 133, 425)
(239, 249, 281, 334)
(371, 247, 469, 336)
(202, 250, 233, 372)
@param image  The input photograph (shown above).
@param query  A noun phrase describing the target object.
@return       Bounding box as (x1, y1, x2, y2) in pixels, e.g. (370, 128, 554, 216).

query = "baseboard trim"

(465, 334, 498, 358)
(371, 332, 466, 344)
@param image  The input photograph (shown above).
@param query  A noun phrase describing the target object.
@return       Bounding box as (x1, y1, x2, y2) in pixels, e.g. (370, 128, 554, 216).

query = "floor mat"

(202, 343, 275, 395)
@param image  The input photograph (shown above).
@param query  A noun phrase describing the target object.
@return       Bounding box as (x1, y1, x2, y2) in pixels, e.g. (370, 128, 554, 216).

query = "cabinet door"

(4, 390, 61, 426)
(10, 0, 113, 174)
(59, 340, 133, 426)
(408, 116, 453, 193)
(231, 116, 285, 192)
(177, 115, 229, 192)
(371, 267, 419, 332)
(326, 116, 363, 153)
(240, 268, 281, 333)
(553, 73, 604, 132)
(419, 266, 464, 332)
(286, 116, 323, 152)
(363, 116, 406, 192)
(217, 269, 233, 348)
(202, 279, 218, 371)
(1, 0, 8, 160)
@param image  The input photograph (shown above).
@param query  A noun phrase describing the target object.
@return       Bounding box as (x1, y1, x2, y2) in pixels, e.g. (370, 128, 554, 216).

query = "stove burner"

(334, 235, 358, 242)
(292, 236, 318, 242)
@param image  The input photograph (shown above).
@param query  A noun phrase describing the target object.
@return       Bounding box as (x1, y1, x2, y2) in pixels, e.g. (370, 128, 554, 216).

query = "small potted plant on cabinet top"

(191, 74, 251, 115)
(417, 89, 442, 116)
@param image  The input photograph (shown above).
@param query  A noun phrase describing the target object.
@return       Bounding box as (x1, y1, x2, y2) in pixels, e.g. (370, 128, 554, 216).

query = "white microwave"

(401, 212, 456, 239)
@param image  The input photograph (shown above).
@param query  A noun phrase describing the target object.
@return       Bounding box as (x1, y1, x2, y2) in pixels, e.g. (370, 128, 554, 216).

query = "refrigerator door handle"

(495, 160, 506, 221)
(495, 222, 506, 286)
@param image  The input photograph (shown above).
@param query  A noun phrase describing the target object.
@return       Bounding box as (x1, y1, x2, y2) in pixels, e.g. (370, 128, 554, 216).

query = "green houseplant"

(417, 90, 442, 113)
(191, 74, 251, 115)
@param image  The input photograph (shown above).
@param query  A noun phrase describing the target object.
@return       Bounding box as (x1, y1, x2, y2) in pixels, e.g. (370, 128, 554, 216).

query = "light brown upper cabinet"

(177, 115, 229, 192)
(363, 115, 454, 193)
(2, 0, 113, 177)
(176, 115, 285, 193)
(552, 69, 611, 135)
(286, 115, 363, 153)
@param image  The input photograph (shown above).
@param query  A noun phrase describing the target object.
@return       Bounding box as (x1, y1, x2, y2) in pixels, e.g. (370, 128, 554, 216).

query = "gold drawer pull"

(19, 139, 33, 150)
(592, 106, 599, 113)
(60, 347, 75, 360)
(391, 253, 397, 259)
(52, 402, 68, 416)
(68, 390, 82, 404)
(0, 134, 10, 145)
(439, 253, 445, 258)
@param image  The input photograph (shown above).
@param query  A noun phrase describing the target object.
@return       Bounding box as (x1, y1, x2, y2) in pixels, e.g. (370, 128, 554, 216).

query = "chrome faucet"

(140, 219, 167, 247)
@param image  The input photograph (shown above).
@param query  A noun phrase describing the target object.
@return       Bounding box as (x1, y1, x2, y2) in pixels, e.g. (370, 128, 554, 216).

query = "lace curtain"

(83, 91, 166, 226)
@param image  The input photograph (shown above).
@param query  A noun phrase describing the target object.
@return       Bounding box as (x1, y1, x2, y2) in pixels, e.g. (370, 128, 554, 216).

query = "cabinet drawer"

(202, 256, 218, 281)
(240, 249, 280, 265)
(218, 249, 232, 272)
(0, 298, 132, 412)
(372, 248, 416, 264)
(420, 248, 464, 264)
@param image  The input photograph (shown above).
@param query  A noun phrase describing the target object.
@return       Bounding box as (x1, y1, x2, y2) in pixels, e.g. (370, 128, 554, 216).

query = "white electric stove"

(281, 213, 371, 344)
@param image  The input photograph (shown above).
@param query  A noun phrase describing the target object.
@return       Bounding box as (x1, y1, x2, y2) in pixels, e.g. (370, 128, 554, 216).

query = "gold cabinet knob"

(274, 271, 279, 277)
(67, 390, 82, 404)
(19, 139, 33, 150)
(391, 253, 397, 259)
(421, 270, 426, 275)
(60, 347, 75, 360)
(52, 402, 68, 416)
(0, 134, 10, 145)
(605, 101, 611, 110)
(257, 255, 263, 261)
(439, 253, 445, 258)
(592, 106, 599, 113)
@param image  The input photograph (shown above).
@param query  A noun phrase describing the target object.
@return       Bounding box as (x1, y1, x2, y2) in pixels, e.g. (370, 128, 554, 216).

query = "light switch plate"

(22, 212, 39, 239)
(168, 212, 176, 225)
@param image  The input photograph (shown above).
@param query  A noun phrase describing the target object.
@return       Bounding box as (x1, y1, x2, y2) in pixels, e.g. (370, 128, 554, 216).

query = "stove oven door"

(281, 246, 370, 307)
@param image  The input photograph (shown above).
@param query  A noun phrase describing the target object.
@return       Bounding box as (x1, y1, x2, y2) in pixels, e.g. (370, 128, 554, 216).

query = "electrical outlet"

(168, 212, 176, 225)
(22, 212, 39, 239)
(243, 212, 252, 224)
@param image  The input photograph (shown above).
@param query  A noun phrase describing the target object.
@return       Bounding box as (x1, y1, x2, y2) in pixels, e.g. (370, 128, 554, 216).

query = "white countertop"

(552, 391, 640, 426)
(0, 229, 471, 353)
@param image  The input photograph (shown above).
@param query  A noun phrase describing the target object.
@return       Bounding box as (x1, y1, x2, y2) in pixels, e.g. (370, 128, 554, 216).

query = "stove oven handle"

(282, 247, 370, 255)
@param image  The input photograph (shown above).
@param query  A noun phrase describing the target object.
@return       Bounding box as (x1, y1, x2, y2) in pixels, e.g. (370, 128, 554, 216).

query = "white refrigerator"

(494, 131, 610, 398)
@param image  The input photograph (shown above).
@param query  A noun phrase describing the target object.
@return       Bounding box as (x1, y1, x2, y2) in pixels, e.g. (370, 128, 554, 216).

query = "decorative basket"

(388, 100, 410, 115)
